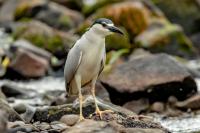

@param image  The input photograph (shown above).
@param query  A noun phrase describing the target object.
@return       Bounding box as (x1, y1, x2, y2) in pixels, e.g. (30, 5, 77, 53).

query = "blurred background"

(0, 0, 200, 132)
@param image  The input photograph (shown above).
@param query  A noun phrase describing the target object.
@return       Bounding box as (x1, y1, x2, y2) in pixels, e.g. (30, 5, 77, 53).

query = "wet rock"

(175, 94, 200, 110)
(101, 53, 197, 105)
(9, 48, 49, 78)
(151, 102, 165, 113)
(60, 114, 79, 126)
(0, 110, 8, 133)
(7, 122, 38, 133)
(0, 98, 23, 121)
(123, 98, 149, 114)
(152, 0, 200, 34)
(11, 20, 77, 53)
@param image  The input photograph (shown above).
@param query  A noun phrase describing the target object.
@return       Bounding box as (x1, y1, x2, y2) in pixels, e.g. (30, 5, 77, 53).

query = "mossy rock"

(152, 0, 200, 34)
(14, 0, 47, 20)
(12, 20, 77, 53)
(82, 0, 123, 16)
(93, 1, 165, 38)
(135, 20, 197, 58)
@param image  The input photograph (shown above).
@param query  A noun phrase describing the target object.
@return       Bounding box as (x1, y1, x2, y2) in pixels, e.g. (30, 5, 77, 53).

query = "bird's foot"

(78, 115, 85, 122)
(92, 109, 114, 119)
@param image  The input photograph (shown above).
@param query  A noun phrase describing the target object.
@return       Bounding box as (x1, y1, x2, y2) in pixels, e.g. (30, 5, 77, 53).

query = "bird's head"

(89, 18, 124, 36)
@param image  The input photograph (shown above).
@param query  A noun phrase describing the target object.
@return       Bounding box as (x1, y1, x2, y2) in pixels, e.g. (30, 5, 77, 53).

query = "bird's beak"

(108, 26, 124, 35)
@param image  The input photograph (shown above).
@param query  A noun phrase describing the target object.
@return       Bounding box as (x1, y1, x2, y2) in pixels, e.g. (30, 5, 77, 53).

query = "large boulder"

(101, 53, 197, 105)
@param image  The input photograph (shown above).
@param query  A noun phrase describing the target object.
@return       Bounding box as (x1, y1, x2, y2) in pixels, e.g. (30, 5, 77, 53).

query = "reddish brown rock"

(9, 49, 49, 78)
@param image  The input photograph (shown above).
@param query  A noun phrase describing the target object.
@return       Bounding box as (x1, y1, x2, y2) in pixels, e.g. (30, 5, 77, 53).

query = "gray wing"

(64, 47, 82, 89)
(98, 49, 106, 76)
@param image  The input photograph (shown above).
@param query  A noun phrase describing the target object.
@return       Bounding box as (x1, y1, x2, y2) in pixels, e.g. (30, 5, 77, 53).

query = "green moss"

(14, 3, 29, 20)
(105, 28, 131, 51)
(58, 15, 72, 28)
(47, 35, 63, 51)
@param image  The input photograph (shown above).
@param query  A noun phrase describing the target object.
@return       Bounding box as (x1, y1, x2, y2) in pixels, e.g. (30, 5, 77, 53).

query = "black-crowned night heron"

(64, 18, 123, 121)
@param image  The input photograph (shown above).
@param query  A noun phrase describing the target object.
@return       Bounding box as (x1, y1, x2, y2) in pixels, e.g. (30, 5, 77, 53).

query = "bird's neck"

(83, 28, 105, 43)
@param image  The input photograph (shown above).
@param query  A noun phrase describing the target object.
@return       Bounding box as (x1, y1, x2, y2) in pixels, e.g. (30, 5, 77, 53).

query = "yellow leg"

(78, 93, 84, 121)
(75, 75, 85, 122)
(91, 85, 113, 119)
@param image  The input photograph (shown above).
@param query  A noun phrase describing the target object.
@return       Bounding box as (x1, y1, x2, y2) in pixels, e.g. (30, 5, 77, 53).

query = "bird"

(64, 18, 124, 121)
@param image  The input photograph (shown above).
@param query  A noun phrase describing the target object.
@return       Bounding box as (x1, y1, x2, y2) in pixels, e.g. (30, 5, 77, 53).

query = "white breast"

(76, 37, 105, 85)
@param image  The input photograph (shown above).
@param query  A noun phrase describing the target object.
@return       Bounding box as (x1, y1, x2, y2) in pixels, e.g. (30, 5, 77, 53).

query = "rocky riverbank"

(0, 0, 200, 133)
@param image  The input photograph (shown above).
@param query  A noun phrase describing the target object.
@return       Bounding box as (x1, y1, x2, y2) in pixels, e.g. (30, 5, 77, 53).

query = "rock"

(60, 114, 79, 126)
(0, 98, 23, 121)
(51, 0, 83, 11)
(123, 99, 149, 114)
(0, 89, 6, 100)
(50, 121, 69, 131)
(35, 2, 84, 31)
(135, 21, 196, 58)
(101, 53, 197, 105)
(65, 119, 117, 133)
(82, 0, 122, 16)
(12, 39, 52, 61)
(13, 103, 26, 114)
(33, 122, 51, 131)
(33, 96, 168, 132)
(191, 33, 200, 54)
(152, 0, 200, 34)
(0, 81, 36, 98)
(64, 118, 168, 133)
(93, 0, 164, 38)
(33, 96, 136, 122)
(175, 94, 200, 110)
(124, 128, 166, 133)
(0, 110, 8, 133)
(151, 102, 165, 113)
(11, 20, 77, 54)
(9, 48, 49, 78)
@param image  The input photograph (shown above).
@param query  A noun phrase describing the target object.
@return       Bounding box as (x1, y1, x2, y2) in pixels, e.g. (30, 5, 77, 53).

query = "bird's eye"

(102, 23, 106, 27)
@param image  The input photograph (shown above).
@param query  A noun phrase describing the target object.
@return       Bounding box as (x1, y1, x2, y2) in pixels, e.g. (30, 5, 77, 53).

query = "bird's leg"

(91, 78, 113, 119)
(75, 75, 85, 121)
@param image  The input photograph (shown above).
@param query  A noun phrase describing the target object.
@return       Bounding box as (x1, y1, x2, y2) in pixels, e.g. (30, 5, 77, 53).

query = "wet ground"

(1, 76, 200, 133)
